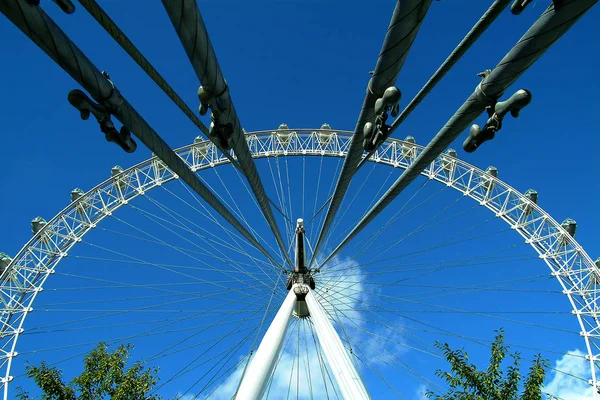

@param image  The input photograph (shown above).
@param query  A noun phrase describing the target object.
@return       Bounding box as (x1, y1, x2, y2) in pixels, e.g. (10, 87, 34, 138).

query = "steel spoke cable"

(317, 254, 540, 280)
(319, 179, 438, 271)
(327, 180, 440, 260)
(70, 248, 265, 274)
(265, 152, 293, 240)
(322, 0, 600, 267)
(153, 304, 276, 397)
(160, 179, 280, 262)
(146, 294, 273, 363)
(80, 240, 276, 297)
(74, 0, 208, 136)
(200, 167, 282, 258)
(0, 0, 288, 276)
(383, 311, 591, 384)
(274, 154, 294, 242)
(171, 179, 284, 272)
(113, 204, 276, 275)
(310, 0, 434, 268)
(136, 192, 279, 283)
(318, 233, 527, 278)
(92, 225, 263, 268)
(316, 213, 507, 294)
(310, 157, 344, 246)
(355, 0, 513, 171)
(328, 286, 579, 335)
(162, 0, 293, 268)
(73, 241, 282, 302)
(323, 163, 380, 249)
(340, 312, 443, 395)
(173, 178, 286, 276)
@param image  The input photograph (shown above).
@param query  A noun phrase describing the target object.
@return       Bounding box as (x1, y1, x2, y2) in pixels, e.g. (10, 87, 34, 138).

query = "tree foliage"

(426, 329, 548, 400)
(17, 343, 162, 400)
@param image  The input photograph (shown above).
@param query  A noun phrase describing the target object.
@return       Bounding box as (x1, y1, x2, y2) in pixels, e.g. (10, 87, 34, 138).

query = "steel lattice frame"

(1, 129, 598, 398)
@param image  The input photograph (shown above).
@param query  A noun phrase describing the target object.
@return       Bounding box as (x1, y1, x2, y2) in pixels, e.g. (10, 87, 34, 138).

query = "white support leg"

(235, 287, 297, 400)
(305, 289, 370, 400)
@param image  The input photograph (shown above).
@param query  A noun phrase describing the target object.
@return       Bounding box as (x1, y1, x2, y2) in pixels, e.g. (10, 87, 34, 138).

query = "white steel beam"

(235, 287, 297, 400)
(305, 289, 370, 399)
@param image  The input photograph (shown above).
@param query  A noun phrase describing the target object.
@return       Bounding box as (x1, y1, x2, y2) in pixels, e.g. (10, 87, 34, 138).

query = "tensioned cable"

(0, 0, 282, 267)
(355, 0, 513, 171)
(116, 202, 278, 282)
(321, 0, 599, 266)
(161, 0, 292, 267)
(310, 0, 434, 267)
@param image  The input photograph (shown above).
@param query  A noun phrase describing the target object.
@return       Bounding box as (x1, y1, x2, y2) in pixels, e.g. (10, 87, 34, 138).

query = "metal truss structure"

(1, 129, 598, 398)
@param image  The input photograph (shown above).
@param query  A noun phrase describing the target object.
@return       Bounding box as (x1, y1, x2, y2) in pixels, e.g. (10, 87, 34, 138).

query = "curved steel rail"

(0, 129, 598, 398)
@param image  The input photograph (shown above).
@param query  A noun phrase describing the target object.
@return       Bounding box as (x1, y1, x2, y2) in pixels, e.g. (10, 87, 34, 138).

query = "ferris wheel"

(0, 0, 598, 399)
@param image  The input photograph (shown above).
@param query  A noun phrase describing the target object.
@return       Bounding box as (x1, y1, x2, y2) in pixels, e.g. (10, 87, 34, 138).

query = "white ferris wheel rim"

(1, 128, 598, 398)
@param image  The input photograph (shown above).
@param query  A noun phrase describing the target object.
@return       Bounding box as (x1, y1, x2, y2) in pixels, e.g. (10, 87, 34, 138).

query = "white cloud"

(415, 383, 428, 399)
(544, 349, 595, 400)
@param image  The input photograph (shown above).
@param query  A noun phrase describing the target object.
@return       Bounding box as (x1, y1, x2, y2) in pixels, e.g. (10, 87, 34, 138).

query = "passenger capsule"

(520, 189, 538, 216)
(402, 136, 416, 159)
(318, 123, 334, 146)
(111, 165, 126, 191)
(70, 188, 84, 202)
(277, 123, 292, 146)
(0, 252, 11, 276)
(71, 188, 88, 212)
(561, 218, 577, 237)
(193, 136, 209, 159)
(482, 166, 498, 192)
(558, 218, 577, 247)
(442, 148, 457, 173)
(152, 153, 166, 176)
(31, 216, 47, 235)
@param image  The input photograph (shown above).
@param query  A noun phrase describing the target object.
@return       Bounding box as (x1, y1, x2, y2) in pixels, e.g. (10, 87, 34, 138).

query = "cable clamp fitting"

(198, 82, 233, 150)
(363, 86, 401, 152)
(463, 87, 532, 153)
(67, 72, 136, 153)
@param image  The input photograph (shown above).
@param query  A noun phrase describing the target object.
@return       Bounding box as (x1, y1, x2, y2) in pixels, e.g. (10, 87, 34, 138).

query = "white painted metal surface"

(235, 286, 297, 400)
(305, 289, 371, 400)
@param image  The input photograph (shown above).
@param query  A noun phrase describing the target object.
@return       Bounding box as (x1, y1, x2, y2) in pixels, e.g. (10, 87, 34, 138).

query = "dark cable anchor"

(67, 74, 136, 153)
(511, 0, 534, 15)
(198, 85, 234, 150)
(25, 0, 75, 14)
(463, 88, 532, 153)
(363, 86, 401, 152)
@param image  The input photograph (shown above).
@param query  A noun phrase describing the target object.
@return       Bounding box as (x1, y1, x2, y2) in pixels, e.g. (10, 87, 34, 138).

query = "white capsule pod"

(31, 216, 47, 235)
(558, 218, 577, 247)
(152, 152, 167, 177)
(318, 123, 334, 146)
(0, 252, 12, 277)
(482, 166, 498, 192)
(442, 148, 457, 173)
(520, 189, 538, 216)
(111, 165, 126, 192)
(276, 123, 292, 146)
(70, 187, 89, 213)
(402, 136, 416, 159)
(193, 136, 209, 160)
(588, 257, 600, 288)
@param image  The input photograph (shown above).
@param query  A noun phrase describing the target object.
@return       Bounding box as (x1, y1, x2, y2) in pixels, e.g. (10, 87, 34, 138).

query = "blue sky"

(1, 0, 599, 399)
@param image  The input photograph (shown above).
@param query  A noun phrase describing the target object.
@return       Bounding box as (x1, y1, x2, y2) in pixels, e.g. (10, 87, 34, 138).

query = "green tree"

(17, 343, 162, 400)
(426, 329, 548, 400)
